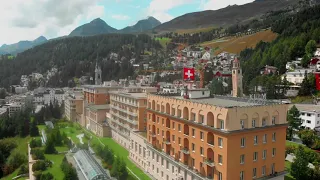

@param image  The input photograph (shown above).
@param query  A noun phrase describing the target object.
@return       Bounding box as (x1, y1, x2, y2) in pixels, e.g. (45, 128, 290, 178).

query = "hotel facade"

(143, 90, 288, 180)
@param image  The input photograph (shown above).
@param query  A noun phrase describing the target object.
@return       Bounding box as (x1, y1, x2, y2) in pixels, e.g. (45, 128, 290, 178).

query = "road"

(28, 143, 36, 180)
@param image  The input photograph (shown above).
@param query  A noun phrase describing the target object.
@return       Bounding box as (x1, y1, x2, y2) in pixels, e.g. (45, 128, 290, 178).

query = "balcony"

(110, 98, 138, 107)
(164, 138, 171, 145)
(151, 133, 156, 138)
(203, 158, 215, 167)
(112, 112, 138, 125)
(181, 147, 190, 154)
(111, 105, 138, 117)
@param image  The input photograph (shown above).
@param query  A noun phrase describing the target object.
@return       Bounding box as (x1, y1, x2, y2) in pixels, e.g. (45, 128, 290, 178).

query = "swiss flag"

(183, 67, 195, 81)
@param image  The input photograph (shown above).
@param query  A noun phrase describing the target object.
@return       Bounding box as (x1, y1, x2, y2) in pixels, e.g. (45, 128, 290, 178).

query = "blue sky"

(0, 0, 253, 45)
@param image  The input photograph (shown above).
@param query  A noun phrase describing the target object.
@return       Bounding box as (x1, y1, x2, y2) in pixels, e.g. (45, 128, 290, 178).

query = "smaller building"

(65, 94, 83, 122)
(294, 104, 320, 130)
(260, 65, 278, 75)
(0, 107, 8, 118)
(129, 131, 148, 171)
(282, 69, 315, 85)
(3, 103, 23, 117)
(73, 150, 109, 180)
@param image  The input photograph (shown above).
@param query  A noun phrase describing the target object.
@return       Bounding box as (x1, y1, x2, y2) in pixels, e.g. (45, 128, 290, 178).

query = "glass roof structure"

(73, 150, 110, 180)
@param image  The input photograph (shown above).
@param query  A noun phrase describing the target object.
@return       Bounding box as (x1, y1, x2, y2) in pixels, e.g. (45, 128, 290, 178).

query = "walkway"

(28, 143, 36, 180)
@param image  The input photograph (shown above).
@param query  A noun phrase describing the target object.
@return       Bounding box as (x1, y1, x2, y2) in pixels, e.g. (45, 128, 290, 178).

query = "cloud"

(146, 0, 194, 23)
(0, 0, 104, 44)
(200, 0, 254, 10)
(111, 14, 131, 20)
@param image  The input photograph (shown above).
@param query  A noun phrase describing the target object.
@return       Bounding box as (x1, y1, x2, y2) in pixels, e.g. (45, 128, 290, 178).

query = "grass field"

(58, 122, 151, 180)
(58, 123, 88, 145)
(201, 29, 277, 55)
(0, 136, 31, 180)
(175, 26, 216, 34)
(155, 37, 171, 48)
(43, 154, 65, 180)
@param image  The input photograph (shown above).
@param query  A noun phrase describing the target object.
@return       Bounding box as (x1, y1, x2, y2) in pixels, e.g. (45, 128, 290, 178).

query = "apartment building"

(294, 104, 320, 130)
(4, 103, 24, 117)
(146, 90, 288, 180)
(129, 131, 148, 171)
(109, 86, 157, 149)
(81, 84, 121, 136)
(64, 94, 83, 122)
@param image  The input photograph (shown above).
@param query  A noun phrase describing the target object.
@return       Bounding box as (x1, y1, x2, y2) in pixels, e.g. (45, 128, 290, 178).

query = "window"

(157, 117, 159, 123)
(252, 120, 256, 128)
(192, 129, 195, 137)
(218, 138, 223, 147)
(240, 120, 245, 129)
(162, 130, 164, 137)
(172, 122, 175, 129)
(218, 172, 222, 180)
(271, 163, 275, 174)
(272, 148, 276, 157)
(240, 154, 245, 164)
(241, 137, 246, 147)
(200, 131, 204, 140)
(263, 134, 267, 143)
(172, 135, 175, 142)
(172, 166, 174, 173)
(191, 113, 196, 121)
(199, 115, 204, 123)
(262, 165, 266, 176)
(161, 157, 164, 166)
(162, 119, 164, 125)
(171, 108, 175, 116)
(254, 136, 258, 145)
(157, 128, 159, 135)
(200, 147, 204, 155)
(253, 152, 258, 161)
(272, 132, 276, 142)
(218, 154, 223, 164)
(302, 113, 305, 116)
(240, 171, 244, 180)
(262, 150, 267, 159)
(178, 124, 181, 131)
(166, 160, 169, 169)
(253, 168, 257, 178)
(307, 113, 311, 117)
(307, 120, 311, 124)
(262, 119, 266, 127)
(177, 109, 181, 117)
(161, 171, 163, 177)
(192, 158, 195, 167)
(192, 143, 195, 152)
(272, 116, 276, 125)
(220, 120, 225, 129)
(178, 137, 181, 145)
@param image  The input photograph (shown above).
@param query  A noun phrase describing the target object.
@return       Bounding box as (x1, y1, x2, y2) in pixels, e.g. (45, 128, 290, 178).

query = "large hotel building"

(143, 89, 288, 180)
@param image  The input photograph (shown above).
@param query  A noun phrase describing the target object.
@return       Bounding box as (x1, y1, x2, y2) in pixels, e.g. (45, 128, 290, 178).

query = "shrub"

(31, 148, 45, 160)
(18, 164, 28, 175)
(286, 145, 297, 156)
(40, 172, 54, 180)
(32, 161, 47, 171)
(7, 151, 27, 169)
(30, 138, 42, 148)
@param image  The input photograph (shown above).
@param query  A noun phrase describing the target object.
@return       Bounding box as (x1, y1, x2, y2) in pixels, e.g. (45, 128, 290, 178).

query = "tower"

(95, 62, 102, 85)
(232, 57, 243, 97)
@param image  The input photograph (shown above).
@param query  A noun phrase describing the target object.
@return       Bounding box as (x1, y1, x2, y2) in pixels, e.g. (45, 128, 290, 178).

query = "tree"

(18, 164, 28, 175)
(291, 146, 312, 180)
(7, 151, 27, 169)
(0, 89, 6, 99)
(299, 129, 317, 148)
(302, 54, 310, 68)
(305, 40, 317, 57)
(298, 71, 312, 96)
(287, 105, 302, 140)
(44, 138, 56, 154)
(30, 118, 40, 137)
(40, 173, 54, 180)
(209, 78, 224, 95)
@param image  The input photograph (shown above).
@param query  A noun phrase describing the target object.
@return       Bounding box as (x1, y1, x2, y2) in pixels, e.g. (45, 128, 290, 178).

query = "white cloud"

(111, 14, 131, 20)
(0, 0, 104, 45)
(146, 0, 194, 23)
(200, 0, 254, 10)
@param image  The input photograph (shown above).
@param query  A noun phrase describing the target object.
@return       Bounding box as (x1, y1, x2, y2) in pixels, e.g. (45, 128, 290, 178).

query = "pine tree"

(287, 105, 302, 140)
(291, 146, 312, 180)
(30, 118, 40, 137)
(298, 71, 312, 96)
(44, 137, 56, 154)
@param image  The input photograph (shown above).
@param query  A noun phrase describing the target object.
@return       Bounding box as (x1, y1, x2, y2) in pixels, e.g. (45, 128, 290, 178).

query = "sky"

(0, 0, 254, 45)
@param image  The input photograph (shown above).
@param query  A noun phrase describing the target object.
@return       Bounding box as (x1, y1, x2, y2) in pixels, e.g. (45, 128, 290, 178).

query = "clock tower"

(232, 57, 243, 97)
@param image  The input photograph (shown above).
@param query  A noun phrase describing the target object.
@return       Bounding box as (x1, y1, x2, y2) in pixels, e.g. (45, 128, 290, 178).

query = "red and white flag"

(183, 67, 195, 81)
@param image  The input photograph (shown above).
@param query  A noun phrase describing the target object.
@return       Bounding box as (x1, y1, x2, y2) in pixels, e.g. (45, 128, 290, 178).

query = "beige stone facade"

(65, 94, 83, 122)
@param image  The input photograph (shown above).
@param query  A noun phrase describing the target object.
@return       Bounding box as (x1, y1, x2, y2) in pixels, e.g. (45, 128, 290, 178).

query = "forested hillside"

(0, 34, 162, 88)
(241, 5, 320, 95)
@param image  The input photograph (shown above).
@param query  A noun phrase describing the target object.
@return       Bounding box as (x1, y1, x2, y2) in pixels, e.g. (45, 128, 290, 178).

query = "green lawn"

(38, 125, 47, 131)
(56, 146, 69, 152)
(57, 121, 151, 180)
(155, 37, 171, 48)
(43, 154, 65, 180)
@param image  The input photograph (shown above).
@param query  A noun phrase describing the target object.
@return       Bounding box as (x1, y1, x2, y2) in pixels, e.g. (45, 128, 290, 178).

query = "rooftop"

(291, 104, 320, 113)
(88, 104, 110, 111)
(110, 91, 147, 99)
(73, 150, 109, 180)
(151, 93, 281, 108)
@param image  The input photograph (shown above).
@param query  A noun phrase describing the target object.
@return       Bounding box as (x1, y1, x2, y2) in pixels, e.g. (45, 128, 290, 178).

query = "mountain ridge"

(0, 36, 48, 55)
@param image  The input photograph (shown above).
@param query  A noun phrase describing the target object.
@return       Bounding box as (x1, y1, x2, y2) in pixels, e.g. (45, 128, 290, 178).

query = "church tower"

(95, 62, 102, 85)
(232, 57, 243, 97)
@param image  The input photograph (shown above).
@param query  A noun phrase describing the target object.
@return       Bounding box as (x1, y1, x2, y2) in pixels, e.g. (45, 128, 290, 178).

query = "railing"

(110, 105, 138, 116)
(110, 98, 138, 107)
(181, 147, 190, 154)
(203, 157, 215, 167)
(112, 112, 138, 125)
(164, 138, 171, 145)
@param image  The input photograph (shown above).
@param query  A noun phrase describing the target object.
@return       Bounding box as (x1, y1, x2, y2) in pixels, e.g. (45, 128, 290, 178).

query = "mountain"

(69, 17, 161, 36)
(69, 18, 118, 36)
(0, 36, 48, 55)
(153, 0, 300, 32)
(120, 17, 161, 33)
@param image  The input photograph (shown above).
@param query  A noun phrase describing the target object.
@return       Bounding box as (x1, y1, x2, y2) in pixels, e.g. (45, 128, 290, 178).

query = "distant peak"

(91, 18, 105, 23)
(34, 36, 47, 41)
